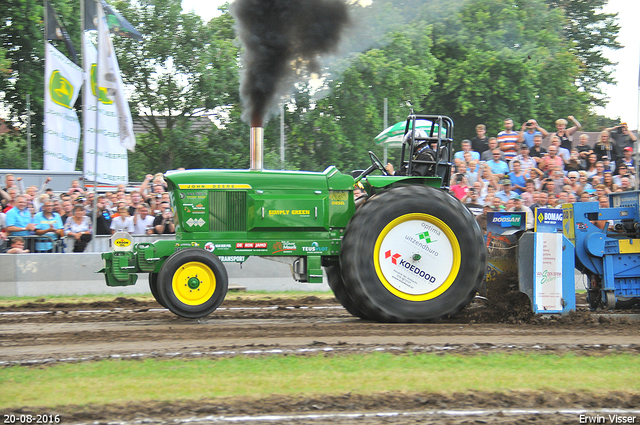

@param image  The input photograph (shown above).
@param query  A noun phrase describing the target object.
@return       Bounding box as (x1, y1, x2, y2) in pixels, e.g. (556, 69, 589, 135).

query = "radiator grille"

(209, 191, 247, 232)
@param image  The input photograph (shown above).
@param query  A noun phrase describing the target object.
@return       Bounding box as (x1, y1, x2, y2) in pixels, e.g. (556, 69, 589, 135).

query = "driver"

(386, 129, 436, 176)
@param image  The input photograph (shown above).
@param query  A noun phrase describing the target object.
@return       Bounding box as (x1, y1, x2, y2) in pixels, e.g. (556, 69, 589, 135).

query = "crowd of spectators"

(0, 173, 175, 253)
(447, 118, 638, 230)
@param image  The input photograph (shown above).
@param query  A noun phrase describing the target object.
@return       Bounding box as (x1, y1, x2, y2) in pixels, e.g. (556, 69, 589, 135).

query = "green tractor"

(100, 114, 486, 322)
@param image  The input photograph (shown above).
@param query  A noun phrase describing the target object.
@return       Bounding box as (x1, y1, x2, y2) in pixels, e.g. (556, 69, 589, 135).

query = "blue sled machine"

(564, 191, 640, 309)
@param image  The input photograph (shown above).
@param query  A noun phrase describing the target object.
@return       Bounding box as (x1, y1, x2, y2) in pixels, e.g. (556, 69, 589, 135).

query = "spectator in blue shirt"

(454, 139, 480, 164)
(5, 195, 35, 237)
(488, 149, 510, 179)
(517, 119, 549, 148)
(32, 200, 64, 252)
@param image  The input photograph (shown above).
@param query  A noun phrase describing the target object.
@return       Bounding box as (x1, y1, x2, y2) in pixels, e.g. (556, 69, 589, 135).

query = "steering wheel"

(369, 151, 389, 176)
(355, 151, 389, 183)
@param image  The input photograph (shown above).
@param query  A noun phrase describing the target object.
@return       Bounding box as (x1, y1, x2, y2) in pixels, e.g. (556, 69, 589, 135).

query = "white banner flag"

(44, 42, 83, 171)
(82, 35, 129, 185)
(97, 0, 136, 151)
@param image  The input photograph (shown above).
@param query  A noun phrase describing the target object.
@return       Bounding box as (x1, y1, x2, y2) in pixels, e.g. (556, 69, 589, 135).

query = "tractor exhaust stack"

(250, 123, 264, 171)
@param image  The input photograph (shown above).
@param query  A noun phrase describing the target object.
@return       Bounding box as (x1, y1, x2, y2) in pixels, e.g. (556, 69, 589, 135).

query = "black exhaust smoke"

(230, 0, 350, 127)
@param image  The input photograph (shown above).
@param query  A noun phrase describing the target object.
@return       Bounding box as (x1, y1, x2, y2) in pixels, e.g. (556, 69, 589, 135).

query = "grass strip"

(1, 352, 638, 409)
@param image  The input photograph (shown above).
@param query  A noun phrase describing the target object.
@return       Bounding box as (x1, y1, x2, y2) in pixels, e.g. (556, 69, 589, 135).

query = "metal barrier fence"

(1, 234, 176, 254)
(3, 235, 64, 253)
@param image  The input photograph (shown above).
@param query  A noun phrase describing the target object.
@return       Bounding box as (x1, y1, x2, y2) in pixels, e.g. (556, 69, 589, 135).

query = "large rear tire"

(149, 272, 166, 308)
(340, 185, 485, 322)
(158, 248, 228, 319)
(326, 264, 370, 320)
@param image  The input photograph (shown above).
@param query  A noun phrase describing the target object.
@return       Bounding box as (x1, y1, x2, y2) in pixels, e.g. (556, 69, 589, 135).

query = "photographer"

(154, 201, 175, 234)
(605, 122, 637, 151)
(518, 119, 548, 149)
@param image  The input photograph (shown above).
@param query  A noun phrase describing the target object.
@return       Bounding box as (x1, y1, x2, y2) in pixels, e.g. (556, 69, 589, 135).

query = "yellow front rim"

(172, 261, 216, 306)
(373, 213, 461, 301)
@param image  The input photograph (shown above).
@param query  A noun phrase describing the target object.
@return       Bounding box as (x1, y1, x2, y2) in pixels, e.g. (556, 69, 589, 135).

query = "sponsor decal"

(417, 231, 436, 243)
(186, 217, 206, 227)
(537, 211, 563, 224)
(114, 238, 130, 247)
(536, 269, 561, 285)
(272, 241, 297, 253)
(204, 242, 214, 252)
(302, 241, 328, 252)
(193, 203, 205, 210)
(215, 244, 231, 249)
(235, 242, 267, 250)
(404, 234, 439, 257)
(577, 222, 588, 230)
(329, 191, 347, 206)
(178, 184, 251, 190)
(491, 214, 522, 225)
(385, 251, 436, 283)
(183, 206, 191, 213)
(383, 250, 437, 284)
(180, 193, 185, 199)
(384, 250, 401, 264)
(175, 242, 199, 247)
(268, 209, 311, 216)
(219, 256, 247, 262)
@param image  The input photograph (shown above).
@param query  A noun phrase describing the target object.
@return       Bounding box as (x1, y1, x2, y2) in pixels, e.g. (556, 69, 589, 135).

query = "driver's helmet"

(403, 128, 428, 145)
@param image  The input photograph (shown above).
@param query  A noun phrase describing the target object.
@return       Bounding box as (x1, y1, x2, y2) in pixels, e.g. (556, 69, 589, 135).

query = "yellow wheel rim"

(171, 261, 216, 306)
(373, 213, 461, 301)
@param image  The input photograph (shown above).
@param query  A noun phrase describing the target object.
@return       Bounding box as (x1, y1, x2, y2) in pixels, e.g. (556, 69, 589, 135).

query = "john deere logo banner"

(44, 43, 83, 172)
(82, 36, 128, 184)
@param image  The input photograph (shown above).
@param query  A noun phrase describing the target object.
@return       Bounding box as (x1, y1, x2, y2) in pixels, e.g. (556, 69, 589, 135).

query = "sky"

(181, 0, 640, 130)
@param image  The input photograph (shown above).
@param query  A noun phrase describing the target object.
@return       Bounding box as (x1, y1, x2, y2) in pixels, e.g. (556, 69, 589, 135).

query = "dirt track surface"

(2, 295, 640, 424)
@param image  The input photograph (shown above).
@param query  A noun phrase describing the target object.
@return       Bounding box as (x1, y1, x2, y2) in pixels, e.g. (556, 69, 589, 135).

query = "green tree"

(112, 0, 240, 174)
(424, 0, 591, 140)
(282, 29, 438, 172)
(0, 0, 46, 156)
(546, 0, 621, 106)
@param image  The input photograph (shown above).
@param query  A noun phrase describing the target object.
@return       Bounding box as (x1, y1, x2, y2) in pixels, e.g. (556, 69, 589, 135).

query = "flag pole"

(92, 0, 101, 251)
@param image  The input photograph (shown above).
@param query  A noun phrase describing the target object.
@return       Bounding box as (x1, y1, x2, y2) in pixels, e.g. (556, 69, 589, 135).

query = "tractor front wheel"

(340, 185, 485, 322)
(157, 248, 228, 319)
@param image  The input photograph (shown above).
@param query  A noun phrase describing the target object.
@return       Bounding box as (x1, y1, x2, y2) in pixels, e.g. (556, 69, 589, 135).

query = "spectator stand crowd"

(447, 118, 638, 233)
(0, 172, 175, 254)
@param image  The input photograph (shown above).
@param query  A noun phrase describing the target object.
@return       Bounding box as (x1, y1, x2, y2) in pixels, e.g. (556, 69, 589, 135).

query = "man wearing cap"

(605, 123, 637, 151)
(507, 195, 534, 229)
(621, 146, 635, 170)
(495, 179, 518, 202)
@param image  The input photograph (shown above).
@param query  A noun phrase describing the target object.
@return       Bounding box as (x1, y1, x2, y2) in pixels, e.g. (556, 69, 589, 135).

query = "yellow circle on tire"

(374, 213, 461, 301)
(171, 261, 217, 306)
